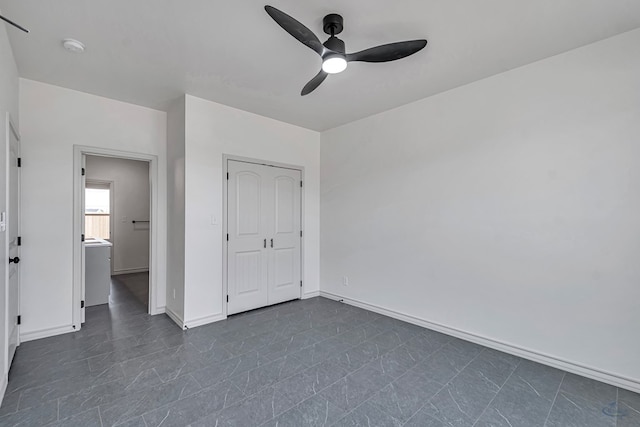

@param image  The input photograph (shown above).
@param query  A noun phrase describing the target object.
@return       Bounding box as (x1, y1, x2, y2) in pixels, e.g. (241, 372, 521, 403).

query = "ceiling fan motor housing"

(323, 14, 344, 35)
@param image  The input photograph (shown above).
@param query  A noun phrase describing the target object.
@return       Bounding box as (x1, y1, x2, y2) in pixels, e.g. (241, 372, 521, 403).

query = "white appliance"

(85, 238, 112, 306)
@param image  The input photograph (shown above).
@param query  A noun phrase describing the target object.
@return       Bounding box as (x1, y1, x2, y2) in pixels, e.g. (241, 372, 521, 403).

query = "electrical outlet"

(342, 276, 348, 286)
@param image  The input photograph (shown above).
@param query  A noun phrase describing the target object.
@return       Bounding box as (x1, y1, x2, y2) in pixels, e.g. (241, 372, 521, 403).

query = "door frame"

(222, 155, 305, 317)
(73, 146, 160, 329)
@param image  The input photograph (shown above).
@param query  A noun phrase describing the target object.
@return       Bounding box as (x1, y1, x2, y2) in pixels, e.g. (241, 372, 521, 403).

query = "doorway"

(72, 146, 160, 330)
(83, 156, 150, 319)
(226, 158, 303, 315)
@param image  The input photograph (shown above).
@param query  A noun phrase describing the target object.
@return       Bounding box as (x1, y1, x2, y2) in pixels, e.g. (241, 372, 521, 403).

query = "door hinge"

(300, 230, 303, 238)
(300, 280, 303, 288)
(227, 172, 229, 180)
(226, 233, 229, 241)
(17, 315, 21, 325)
(17, 158, 21, 167)
(17, 236, 21, 246)
(300, 180, 303, 188)
(226, 295, 229, 303)
(81, 167, 85, 176)
(81, 234, 85, 242)
(81, 300, 85, 308)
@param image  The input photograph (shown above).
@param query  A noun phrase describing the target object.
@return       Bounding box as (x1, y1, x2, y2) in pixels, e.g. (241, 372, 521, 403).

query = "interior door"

(267, 167, 301, 305)
(227, 160, 302, 315)
(80, 154, 86, 323)
(227, 161, 269, 315)
(7, 117, 21, 368)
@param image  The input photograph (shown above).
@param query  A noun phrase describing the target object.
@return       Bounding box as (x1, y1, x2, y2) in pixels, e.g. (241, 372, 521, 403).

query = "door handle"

(270, 238, 274, 248)
(264, 239, 266, 248)
(9, 257, 19, 264)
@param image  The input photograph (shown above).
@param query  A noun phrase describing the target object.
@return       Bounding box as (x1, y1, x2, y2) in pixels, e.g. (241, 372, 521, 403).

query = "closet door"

(227, 161, 269, 315)
(267, 167, 301, 305)
(227, 160, 302, 315)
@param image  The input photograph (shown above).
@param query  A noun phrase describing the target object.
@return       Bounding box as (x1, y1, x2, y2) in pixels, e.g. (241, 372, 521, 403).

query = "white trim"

(0, 374, 6, 407)
(222, 155, 306, 318)
(302, 291, 320, 299)
(319, 290, 640, 394)
(185, 313, 226, 329)
(74, 145, 160, 326)
(112, 267, 150, 275)
(20, 324, 76, 343)
(165, 306, 185, 330)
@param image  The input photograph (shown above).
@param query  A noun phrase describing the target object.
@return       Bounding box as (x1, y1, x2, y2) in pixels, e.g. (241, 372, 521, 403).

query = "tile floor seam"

(135, 338, 352, 427)
(398, 343, 488, 426)
(542, 371, 566, 427)
(98, 406, 104, 427)
(344, 343, 445, 425)
(240, 333, 411, 427)
(471, 357, 523, 426)
(331, 341, 474, 427)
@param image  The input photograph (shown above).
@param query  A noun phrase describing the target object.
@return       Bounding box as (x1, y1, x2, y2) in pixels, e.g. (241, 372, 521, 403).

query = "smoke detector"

(62, 38, 85, 53)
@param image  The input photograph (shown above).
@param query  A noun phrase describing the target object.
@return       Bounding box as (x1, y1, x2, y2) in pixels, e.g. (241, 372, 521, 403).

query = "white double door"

(227, 160, 302, 315)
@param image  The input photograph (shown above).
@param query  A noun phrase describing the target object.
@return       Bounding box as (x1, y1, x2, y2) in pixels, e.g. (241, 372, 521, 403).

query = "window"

(85, 184, 110, 240)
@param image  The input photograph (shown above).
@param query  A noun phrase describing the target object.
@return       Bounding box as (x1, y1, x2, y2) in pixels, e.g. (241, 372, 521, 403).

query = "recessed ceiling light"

(62, 38, 85, 53)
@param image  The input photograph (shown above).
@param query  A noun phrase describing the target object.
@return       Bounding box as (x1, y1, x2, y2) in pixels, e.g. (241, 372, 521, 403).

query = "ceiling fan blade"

(346, 39, 427, 63)
(265, 5, 323, 56)
(0, 14, 29, 33)
(301, 70, 328, 96)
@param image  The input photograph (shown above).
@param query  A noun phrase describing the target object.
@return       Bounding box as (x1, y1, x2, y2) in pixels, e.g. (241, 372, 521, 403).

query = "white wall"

(0, 20, 19, 402)
(321, 29, 640, 390)
(85, 156, 150, 274)
(182, 95, 320, 327)
(166, 96, 186, 323)
(19, 79, 167, 339)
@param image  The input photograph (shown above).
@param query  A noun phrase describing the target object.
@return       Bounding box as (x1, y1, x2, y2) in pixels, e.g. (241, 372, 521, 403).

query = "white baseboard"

(302, 290, 320, 299)
(0, 374, 7, 408)
(165, 307, 186, 330)
(152, 306, 166, 316)
(320, 291, 640, 394)
(20, 324, 76, 343)
(112, 267, 149, 275)
(185, 313, 226, 329)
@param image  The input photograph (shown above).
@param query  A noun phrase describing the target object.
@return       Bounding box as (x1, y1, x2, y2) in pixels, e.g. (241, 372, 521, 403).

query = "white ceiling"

(2, 1, 640, 131)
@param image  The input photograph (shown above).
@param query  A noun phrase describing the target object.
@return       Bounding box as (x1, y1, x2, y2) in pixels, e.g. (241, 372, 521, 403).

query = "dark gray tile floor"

(1, 278, 637, 426)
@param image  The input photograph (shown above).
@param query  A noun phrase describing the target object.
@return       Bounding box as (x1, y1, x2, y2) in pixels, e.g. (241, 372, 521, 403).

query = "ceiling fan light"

(322, 56, 347, 74)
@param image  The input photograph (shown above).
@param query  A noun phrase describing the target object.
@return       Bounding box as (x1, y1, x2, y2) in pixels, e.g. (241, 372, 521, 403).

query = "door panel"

(227, 160, 302, 314)
(227, 161, 268, 314)
(274, 176, 295, 234)
(81, 155, 86, 323)
(236, 172, 261, 236)
(235, 251, 262, 294)
(267, 168, 301, 305)
(273, 248, 294, 287)
(7, 116, 21, 370)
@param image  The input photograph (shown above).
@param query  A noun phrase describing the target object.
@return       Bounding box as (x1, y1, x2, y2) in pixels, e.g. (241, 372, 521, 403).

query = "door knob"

(9, 257, 19, 264)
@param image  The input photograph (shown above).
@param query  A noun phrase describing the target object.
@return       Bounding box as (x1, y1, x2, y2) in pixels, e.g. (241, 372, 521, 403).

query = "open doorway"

(83, 155, 150, 319)
(73, 146, 160, 331)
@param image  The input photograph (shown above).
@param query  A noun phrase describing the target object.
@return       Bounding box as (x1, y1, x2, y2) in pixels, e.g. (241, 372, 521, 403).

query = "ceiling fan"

(264, 5, 427, 96)
(0, 13, 29, 33)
